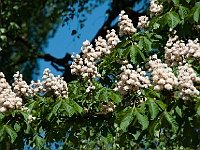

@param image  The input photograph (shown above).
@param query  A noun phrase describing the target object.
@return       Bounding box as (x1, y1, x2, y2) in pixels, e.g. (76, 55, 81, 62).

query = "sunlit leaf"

(147, 98, 160, 120)
(193, 3, 200, 23)
(135, 108, 149, 130)
(62, 102, 75, 117)
(167, 11, 180, 28)
(116, 107, 135, 131)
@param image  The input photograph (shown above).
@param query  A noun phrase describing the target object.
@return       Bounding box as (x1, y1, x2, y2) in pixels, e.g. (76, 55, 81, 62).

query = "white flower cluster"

(185, 38, 200, 58)
(165, 32, 200, 66)
(95, 36, 108, 57)
(71, 45, 101, 79)
(71, 28, 120, 92)
(150, 0, 163, 17)
(137, 16, 150, 29)
(30, 68, 68, 98)
(147, 54, 178, 91)
(0, 72, 23, 112)
(100, 102, 116, 114)
(178, 63, 200, 100)
(118, 10, 137, 37)
(114, 64, 151, 95)
(0, 68, 69, 113)
(106, 29, 121, 51)
(12, 71, 30, 97)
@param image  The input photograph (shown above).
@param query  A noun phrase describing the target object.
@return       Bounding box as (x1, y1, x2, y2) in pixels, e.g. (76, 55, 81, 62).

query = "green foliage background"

(0, 0, 200, 149)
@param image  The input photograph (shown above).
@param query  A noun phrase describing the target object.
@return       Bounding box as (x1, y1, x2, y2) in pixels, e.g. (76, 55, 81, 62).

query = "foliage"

(0, 0, 200, 149)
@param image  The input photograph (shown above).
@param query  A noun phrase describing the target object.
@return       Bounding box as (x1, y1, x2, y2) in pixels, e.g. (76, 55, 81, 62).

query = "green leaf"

(172, 0, 179, 5)
(147, 98, 159, 120)
(27, 100, 38, 111)
(71, 100, 83, 114)
(154, 100, 166, 110)
(138, 39, 144, 50)
(116, 107, 135, 131)
(35, 135, 45, 150)
(186, 0, 191, 3)
(135, 108, 149, 130)
(175, 105, 182, 118)
(149, 114, 163, 137)
(129, 45, 145, 64)
(0, 113, 5, 120)
(178, 6, 189, 20)
(47, 100, 62, 120)
(167, 11, 180, 29)
(24, 122, 31, 134)
(19, 111, 29, 120)
(0, 28, 6, 34)
(102, 88, 110, 102)
(110, 91, 122, 104)
(196, 105, 200, 116)
(62, 102, 75, 117)
(194, 5, 200, 23)
(94, 88, 103, 100)
(143, 87, 160, 98)
(5, 125, 17, 143)
(9, 22, 20, 29)
(0, 35, 7, 41)
(153, 22, 160, 30)
(115, 40, 131, 49)
(195, 2, 200, 8)
(154, 34, 162, 39)
(164, 111, 178, 133)
(14, 122, 21, 132)
(0, 126, 5, 142)
(143, 37, 152, 51)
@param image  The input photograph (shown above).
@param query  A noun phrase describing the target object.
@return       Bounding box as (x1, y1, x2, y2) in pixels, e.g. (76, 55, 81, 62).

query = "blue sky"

(38, 1, 110, 78)
(37, 0, 148, 79)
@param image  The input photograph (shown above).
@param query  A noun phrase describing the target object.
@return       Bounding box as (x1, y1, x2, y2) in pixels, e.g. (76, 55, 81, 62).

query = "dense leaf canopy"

(0, 0, 200, 149)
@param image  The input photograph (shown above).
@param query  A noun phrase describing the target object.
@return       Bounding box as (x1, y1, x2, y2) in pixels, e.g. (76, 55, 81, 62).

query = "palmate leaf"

(147, 98, 160, 120)
(167, 11, 180, 29)
(116, 107, 135, 131)
(62, 101, 75, 117)
(5, 125, 17, 143)
(47, 100, 62, 121)
(164, 111, 179, 133)
(135, 108, 149, 130)
(129, 45, 145, 64)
